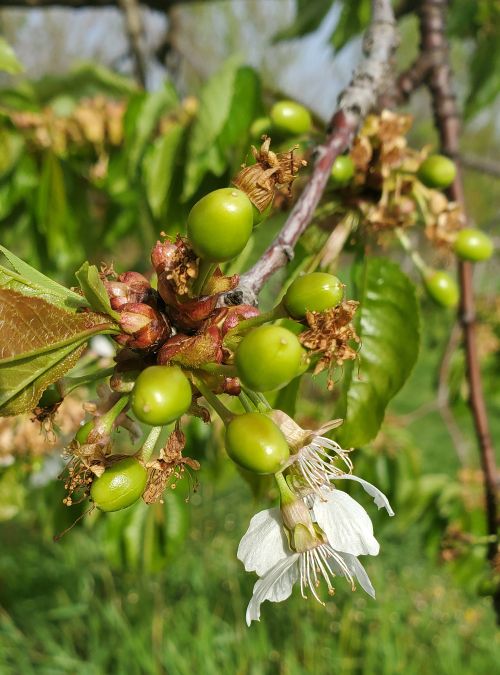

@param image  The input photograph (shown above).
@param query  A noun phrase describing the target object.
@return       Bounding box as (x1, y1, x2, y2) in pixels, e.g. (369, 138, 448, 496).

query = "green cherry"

(250, 116, 272, 139)
(235, 325, 306, 392)
(270, 100, 312, 136)
(225, 412, 289, 474)
(424, 271, 459, 308)
(131, 365, 192, 426)
(187, 188, 253, 262)
(330, 155, 355, 187)
(284, 272, 344, 318)
(90, 457, 147, 512)
(417, 155, 456, 189)
(453, 228, 493, 262)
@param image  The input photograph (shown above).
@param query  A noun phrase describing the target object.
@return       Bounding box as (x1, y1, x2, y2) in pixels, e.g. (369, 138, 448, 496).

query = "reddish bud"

(222, 305, 260, 335)
(158, 326, 223, 368)
(116, 303, 171, 352)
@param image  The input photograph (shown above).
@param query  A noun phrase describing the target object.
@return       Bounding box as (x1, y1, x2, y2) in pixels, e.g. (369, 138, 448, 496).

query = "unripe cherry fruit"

(330, 155, 355, 187)
(187, 188, 253, 262)
(424, 271, 459, 308)
(250, 116, 272, 139)
(453, 228, 494, 262)
(270, 100, 312, 136)
(131, 365, 192, 426)
(417, 155, 456, 189)
(284, 272, 344, 318)
(90, 457, 147, 512)
(225, 412, 289, 474)
(235, 325, 305, 392)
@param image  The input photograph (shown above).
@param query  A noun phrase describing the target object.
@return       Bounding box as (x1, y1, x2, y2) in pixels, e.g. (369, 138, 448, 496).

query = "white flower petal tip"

(237, 507, 289, 576)
(334, 474, 395, 516)
(313, 489, 380, 556)
(245, 554, 299, 625)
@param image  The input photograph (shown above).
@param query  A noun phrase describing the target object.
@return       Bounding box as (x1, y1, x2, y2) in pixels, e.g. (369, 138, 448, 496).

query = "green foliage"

(272, 0, 332, 42)
(0, 37, 23, 75)
(335, 258, 420, 447)
(75, 261, 120, 320)
(331, 0, 371, 51)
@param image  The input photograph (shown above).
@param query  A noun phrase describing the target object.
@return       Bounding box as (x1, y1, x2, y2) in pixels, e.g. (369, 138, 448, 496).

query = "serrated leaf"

(127, 83, 179, 176)
(0, 37, 24, 75)
(182, 56, 241, 200)
(273, 0, 332, 42)
(75, 261, 120, 320)
(0, 288, 118, 414)
(143, 122, 185, 219)
(0, 245, 87, 311)
(335, 258, 420, 447)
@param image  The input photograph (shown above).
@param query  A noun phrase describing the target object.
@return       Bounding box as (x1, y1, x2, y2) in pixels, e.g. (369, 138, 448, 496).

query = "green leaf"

(273, 0, 332, 41)
(127, 83, 179, 176)
(0, 127, 24, 180)
(0, 288, 118, 414)
(330, 0, 370, 51)
(0, 244, 87, 311)
(182, 56, 241, 200)
(75, 261, 120, 321)
(0, 37, 24, 75)
(335, 258, 420, 447)
(143, 122, 185, 219)
(464, 36, 500, 119)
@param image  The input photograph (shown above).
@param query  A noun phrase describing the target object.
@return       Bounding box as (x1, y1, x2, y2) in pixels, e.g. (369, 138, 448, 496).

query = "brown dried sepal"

(151, 237, 198, 298)
(299, 301, 360, 390)
(232, 136, 307, 213)
(425, 199, 465, 249)
(143, 429, 200, 504)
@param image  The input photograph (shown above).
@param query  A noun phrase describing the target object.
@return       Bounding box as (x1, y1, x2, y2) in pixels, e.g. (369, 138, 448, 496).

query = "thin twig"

(461, 154, 500, 179)
(225, 0, 397, 306)
(419, 0, 499, 622)
(118, 0, 148, 88)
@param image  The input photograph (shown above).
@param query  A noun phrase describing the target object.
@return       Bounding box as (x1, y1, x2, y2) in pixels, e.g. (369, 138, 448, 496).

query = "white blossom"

(238, 486, 387, 625)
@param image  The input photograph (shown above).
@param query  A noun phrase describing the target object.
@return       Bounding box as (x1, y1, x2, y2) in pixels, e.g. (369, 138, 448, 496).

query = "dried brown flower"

(300, 301, 360, 389)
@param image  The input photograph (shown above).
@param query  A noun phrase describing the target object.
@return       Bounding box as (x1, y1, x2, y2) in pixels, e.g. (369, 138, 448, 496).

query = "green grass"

(0, 475, 498, 675)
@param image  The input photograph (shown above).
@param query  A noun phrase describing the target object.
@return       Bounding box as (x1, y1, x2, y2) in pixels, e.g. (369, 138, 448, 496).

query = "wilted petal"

(246, 554, 300, 626)
(313, 489, 380, 556)
(328, 551, 376, 598)
(334, 473, 394, 516)
(237, 508, 289, 576)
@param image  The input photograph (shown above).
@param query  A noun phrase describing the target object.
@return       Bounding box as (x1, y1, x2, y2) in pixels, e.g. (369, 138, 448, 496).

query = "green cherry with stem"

(417, 155, 456, 189)
(225, 412, 290, 475)
(90, 457, 148, 512)
(284, 272, 344, 318)
(270, 100, 312, 136)
(424, 270, 459, 308)
(131, 365, 192, 426)
(453, 228, 494, 262)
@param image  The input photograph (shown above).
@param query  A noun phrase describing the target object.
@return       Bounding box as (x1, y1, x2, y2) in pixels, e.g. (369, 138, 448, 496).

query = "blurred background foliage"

(0, 0, 499, 673)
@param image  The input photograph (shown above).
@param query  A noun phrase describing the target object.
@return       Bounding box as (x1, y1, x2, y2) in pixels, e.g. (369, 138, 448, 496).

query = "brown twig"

(118, 0, 148, 87)
(461, 154, 500, 179)
(226, 0, 397, 306)
(419, 0, 499, 622)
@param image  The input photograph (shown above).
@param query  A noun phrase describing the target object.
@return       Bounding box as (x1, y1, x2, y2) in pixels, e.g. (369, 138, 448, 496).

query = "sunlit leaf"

(143, 122, 185, 219)
(75, 261, 120, 320)
(0, 288, 118, 414)
(335, 258, 420, 447)
(0, 37, 24, 75)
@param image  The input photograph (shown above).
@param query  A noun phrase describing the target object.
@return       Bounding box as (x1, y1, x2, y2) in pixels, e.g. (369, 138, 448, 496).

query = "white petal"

(328, 551, 376, 598)
(334, 473, 395, 516)
(237, 508, 289, 576)
(246, 554, 299, 626)
(313, 489, 380, 556)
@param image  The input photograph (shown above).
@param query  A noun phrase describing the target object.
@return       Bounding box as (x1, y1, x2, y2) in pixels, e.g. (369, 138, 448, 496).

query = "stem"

(242, 387, 270, 413)
(419, 0, 499, 623)
(238, 391, 254, 413)
(194, 377, 234, 426)
(62, 366, 116, 397)
(191, 259, 217, 297)
(394, 228, 428, 275)
(95, 395, 129, 435)
(137, 426, 162, 462)
(275, 471, 296, 506)
(224, 0, 397, 306)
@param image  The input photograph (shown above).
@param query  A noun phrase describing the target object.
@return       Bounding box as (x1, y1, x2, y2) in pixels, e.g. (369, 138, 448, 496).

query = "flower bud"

(117, 303, 171, 352)
(105, 271, 153, 310)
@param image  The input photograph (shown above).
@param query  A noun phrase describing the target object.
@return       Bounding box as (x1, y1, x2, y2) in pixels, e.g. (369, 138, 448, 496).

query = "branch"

(461, 154, 500, 179)
(0, 0, 187, 8)
(227, 0, 397, 306)
(419, 0, 500, 622)
(118, 0, 147, 87)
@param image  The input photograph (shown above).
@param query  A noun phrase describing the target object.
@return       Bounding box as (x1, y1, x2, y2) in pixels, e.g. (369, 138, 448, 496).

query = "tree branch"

(461, 154, 500, 179)
(226, 0, 397, 306)
(118, 0, 147, 87)
(419, 0, 499, 622)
